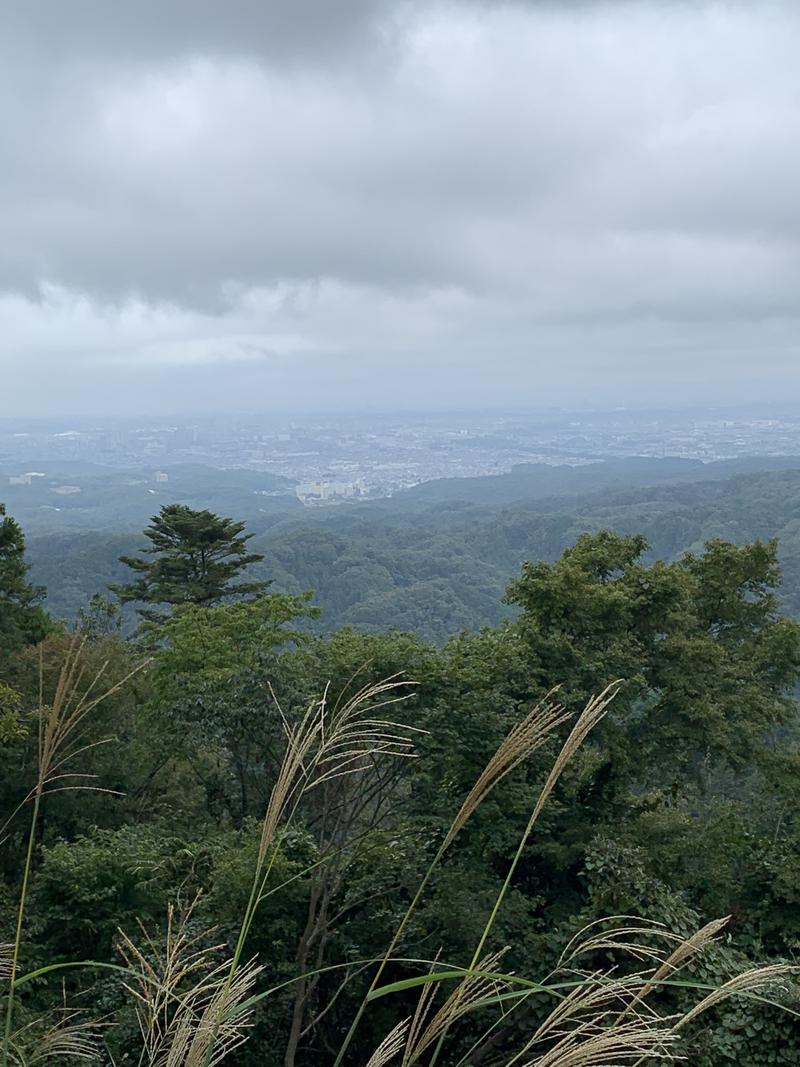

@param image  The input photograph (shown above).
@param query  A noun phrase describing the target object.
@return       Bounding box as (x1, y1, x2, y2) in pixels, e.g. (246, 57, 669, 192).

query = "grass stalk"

(425, 683, 620, 1067)
(1, 792, 40, 1067)
(333, 689, 571, 1067)
(1, 636, 144, 1067)
(200, 677, 419, 1067)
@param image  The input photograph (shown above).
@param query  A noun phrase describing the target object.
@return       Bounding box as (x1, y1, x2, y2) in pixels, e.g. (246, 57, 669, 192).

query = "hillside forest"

(15, 456, 800, 642)
(1, 463, 800, 1065)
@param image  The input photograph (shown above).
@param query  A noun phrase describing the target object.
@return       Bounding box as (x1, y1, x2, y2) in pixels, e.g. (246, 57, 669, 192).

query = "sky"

(2, 0, 799, 416)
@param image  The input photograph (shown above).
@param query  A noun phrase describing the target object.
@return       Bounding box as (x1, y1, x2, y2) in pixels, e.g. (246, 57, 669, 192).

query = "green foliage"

(28, 824, 206, 960)
(151, 592, 319, 696)
(3, 500, 800, 1064)
(506, 531, 800, 780)
(0, 684, 24, 746)
(76, 592, 122, 637)
(0, 504, 50, 660)
(580, 836, 800, 1065)
(146, 593, 320, 826)
(22, 461, 800, 643)
(112, 503, 270, 622)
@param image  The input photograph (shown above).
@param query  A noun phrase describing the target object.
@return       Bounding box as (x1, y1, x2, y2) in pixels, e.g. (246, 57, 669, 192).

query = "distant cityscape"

(4, 407, 800, 506)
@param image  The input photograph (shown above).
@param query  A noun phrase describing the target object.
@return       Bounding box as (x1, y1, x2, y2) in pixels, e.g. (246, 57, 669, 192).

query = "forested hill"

(368, 453, 800, 514)
(22, 458, 800, 642)
(260, 466, 800, 640)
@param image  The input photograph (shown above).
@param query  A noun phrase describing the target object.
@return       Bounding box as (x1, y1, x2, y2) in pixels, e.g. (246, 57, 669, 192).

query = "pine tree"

(111, 504, 269, 622)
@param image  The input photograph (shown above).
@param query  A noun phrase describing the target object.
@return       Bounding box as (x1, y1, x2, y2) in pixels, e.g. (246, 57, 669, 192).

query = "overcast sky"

(2, 0, 799, 416)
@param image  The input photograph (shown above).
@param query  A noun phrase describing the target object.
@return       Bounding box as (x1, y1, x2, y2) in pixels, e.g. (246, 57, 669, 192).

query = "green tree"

(0, 503, 50, 659)
(147, 593, 319, 824)
(76, 592, 122, 637)
(111, 504, 268, 622)
(483, 531, 800, 952)
(504, 531, 800, 783)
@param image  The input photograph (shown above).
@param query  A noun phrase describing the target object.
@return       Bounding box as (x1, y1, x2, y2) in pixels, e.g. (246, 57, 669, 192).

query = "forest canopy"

(1, 495, 799, 1065)
(19, 461, 800, 642)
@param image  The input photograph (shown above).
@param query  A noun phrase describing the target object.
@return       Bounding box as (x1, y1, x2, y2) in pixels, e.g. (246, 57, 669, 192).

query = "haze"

(2, 0, 799, 416)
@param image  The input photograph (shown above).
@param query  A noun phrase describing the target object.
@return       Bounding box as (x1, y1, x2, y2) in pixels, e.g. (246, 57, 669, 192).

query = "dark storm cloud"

(1, 0, 799, 413)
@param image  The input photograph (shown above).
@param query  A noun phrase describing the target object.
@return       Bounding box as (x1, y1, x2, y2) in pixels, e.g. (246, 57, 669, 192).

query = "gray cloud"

(2, 0, 399, 67)
(1, 0, 799, 414)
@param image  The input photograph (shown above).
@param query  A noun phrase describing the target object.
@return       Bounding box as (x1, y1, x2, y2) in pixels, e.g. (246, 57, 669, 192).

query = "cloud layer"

(2, 0, 799, 414)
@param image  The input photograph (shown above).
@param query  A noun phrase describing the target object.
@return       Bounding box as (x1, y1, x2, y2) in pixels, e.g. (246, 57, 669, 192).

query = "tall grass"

(117, 899, 262, 1067)
(1, 645, 796, 1066)
(1, 637, 144, 1067)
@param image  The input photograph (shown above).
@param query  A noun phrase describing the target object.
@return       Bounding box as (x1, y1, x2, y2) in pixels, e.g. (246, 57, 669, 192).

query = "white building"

(8, 472, 45, 486)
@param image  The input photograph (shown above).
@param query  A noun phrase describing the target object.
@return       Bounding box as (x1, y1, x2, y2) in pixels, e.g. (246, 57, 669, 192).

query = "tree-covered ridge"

(23, 464, 800, 641)
(1, 497, 799, 1064)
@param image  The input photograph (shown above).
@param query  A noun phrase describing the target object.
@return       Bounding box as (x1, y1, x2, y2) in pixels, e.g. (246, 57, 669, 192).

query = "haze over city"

(3, 0, 800, 416)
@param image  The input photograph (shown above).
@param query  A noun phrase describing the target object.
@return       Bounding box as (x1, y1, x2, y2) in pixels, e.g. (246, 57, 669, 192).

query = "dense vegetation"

(2, 478, 799, 1063)
(21, 458, 800, 642)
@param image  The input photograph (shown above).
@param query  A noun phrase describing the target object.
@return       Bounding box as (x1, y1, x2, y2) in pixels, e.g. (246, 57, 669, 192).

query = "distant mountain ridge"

(379, 454, 800, 513)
